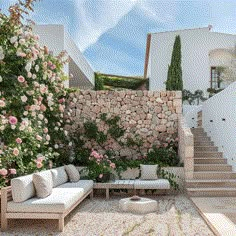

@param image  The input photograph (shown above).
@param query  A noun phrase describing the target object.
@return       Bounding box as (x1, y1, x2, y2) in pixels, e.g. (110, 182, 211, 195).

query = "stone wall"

(67, 90, 182, 158)
(178, 115, 194, 179)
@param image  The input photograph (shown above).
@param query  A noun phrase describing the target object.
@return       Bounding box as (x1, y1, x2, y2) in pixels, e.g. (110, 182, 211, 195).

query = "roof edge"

(144, 33, 151, 79)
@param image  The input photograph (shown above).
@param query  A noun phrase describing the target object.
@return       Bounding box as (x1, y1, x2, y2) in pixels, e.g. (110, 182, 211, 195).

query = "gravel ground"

(1, 195, 214, 236)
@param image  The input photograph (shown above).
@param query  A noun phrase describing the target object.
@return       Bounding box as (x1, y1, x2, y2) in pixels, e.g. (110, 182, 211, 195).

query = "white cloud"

(74, 0, 138, 52)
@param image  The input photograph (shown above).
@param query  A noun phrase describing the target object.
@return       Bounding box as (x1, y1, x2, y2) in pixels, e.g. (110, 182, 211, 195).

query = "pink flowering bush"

(0, 0, 72, 187)
(87, 150, 116, 181)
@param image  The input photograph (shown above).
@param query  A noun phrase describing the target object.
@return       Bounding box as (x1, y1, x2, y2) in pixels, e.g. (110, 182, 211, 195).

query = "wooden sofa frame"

(1, 186, 93, 232)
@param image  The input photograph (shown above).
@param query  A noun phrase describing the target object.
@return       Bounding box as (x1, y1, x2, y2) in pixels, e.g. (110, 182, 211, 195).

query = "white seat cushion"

(134, 179, 170, 189)
(58, 180, 93, 194)
(50, 166, 68, 187)
(7, 187, 84, 213)
(11, 174, 35, 203)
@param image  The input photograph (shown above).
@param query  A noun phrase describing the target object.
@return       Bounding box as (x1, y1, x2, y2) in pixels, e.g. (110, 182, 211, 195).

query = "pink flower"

(59, 105, 64, 112)
(46, 134, 50, 141)
(9, 168, 16, 175)
(0, 100, 6, 107)
(36, 161, 43, 169)
(50, 64, 56, 70)
(16, 138, 22, 144)
(9, 116, 18, 125)
(17, 75, 25, 83)
(13, 148, 19, 156)
(91, 150, 101, 159)
(99, 174, 103, 178)
(47, 61, 52, 66)
(110, 163, 116, 169)
(43, 128, 48, 133)
(37, 156, 45, 162)
(40, 104, 46, 112)
(0, 168, 8, 176)
(58, 98, 65, 104)
(36, 135, 42, 141)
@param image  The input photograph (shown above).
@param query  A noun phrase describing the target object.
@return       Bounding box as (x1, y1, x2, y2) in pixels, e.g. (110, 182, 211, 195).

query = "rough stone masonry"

(66, 90, 182, 158)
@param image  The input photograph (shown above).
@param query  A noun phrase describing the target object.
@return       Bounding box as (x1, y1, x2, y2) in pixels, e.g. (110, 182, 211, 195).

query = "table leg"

(106, 188, 109, 200)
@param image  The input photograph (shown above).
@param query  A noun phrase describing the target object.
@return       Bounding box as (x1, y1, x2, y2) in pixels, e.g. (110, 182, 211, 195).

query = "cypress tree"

(166, 35, 183, 90)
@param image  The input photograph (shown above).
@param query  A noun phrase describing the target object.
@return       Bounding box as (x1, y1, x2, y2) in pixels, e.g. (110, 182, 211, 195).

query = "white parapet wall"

(202, 82, 236, 171)
(33, 25, 94, 88)
(183, 105, 202, 128)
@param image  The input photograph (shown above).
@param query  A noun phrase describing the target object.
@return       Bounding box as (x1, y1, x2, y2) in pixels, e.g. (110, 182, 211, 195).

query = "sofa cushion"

(65, 164, 80, 182)
(134, 179, 170, 189)
(140, 164, 158, 180)
(50, 166, 68, 187)
(58, 180, 93, 194)
(7, 187, 84, 213)
(11, 174, 35, 203)
(33, 170, 53, 198)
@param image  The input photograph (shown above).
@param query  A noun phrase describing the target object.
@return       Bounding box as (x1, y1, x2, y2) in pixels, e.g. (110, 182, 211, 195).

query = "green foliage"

(146, 146, 180, 167)
(207, 88, 224, 97)
(94, 72, 104, 90)
(96, 74, 147, 90)
(183, 89, 208, 105)
(159, 169, 179, 190)
(166, 35, 183, 91)
(100, 113, 125, 140)
(84, 121, 99, 139)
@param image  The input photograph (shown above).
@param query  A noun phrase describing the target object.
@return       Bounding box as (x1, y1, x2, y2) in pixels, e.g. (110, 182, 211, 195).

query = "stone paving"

(1, 195, 214, 236)
(191, 197, 236, 236)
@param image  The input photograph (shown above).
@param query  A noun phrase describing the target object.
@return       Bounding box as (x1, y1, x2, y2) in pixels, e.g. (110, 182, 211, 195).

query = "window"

(210, 67, 221, 89)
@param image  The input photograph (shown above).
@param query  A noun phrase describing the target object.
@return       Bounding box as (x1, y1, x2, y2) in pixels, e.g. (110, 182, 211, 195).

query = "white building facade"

(144, 26, 236, 94)
(33, 25, 94, 89)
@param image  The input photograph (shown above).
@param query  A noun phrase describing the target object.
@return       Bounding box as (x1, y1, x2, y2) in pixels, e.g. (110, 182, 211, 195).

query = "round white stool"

(119, 197, 158, 214)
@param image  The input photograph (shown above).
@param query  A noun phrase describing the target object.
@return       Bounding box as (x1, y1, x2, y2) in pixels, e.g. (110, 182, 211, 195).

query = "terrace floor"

(1, 195, 214, 236)
(192, 197, 236, 236)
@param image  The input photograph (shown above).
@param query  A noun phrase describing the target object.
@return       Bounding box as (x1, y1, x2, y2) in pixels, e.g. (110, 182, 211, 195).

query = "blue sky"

(1, 0, 236, 76)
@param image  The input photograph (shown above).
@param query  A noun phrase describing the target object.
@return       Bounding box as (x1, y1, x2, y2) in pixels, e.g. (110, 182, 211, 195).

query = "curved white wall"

(149, 27, 236, 94)
(202, 82, 236, 171)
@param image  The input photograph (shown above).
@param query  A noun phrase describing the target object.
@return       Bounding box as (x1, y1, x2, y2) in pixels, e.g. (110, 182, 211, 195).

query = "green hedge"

(95, 73, 147, 90)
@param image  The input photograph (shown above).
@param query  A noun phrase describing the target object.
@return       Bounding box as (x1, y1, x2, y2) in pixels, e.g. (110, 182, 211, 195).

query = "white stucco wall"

(183, 105, 202, 128)
(149, 27, 236, 94)
(202, 82, 236, 171)
(33, 25, 94, 88)
(64, 31, 94, 87)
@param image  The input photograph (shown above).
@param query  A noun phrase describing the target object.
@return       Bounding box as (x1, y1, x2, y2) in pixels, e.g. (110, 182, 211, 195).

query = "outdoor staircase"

(186, 127, 236, 197)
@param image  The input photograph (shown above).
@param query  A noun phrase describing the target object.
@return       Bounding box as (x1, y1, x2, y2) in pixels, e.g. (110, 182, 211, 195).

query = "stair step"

(186, 179, 236, 188)
(187, 187, 236, 197)
(194, 137, 211, 142)
(194, 164, 232, 172)
(191, 128, 204, 131)
(194, 152, 223, 158)
(194, 146, 218, 152)
(194, 141, 214, 146)
(194, 158, 227, 164)
(193, 171, 236, 179)
(191, 130, 207, 135)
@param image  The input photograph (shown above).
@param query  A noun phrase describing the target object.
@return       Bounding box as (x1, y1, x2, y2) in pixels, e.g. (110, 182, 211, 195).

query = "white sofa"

(1, 166, 93, 232)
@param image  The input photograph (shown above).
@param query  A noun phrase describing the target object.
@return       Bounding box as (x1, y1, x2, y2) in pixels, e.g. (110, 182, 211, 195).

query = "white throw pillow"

(51, 166, 68, 187)
(140, 164, 158, 180)
(33, 170, 53, 198)
(11, 174, 35, 202)
(65, 165, 80, 182)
